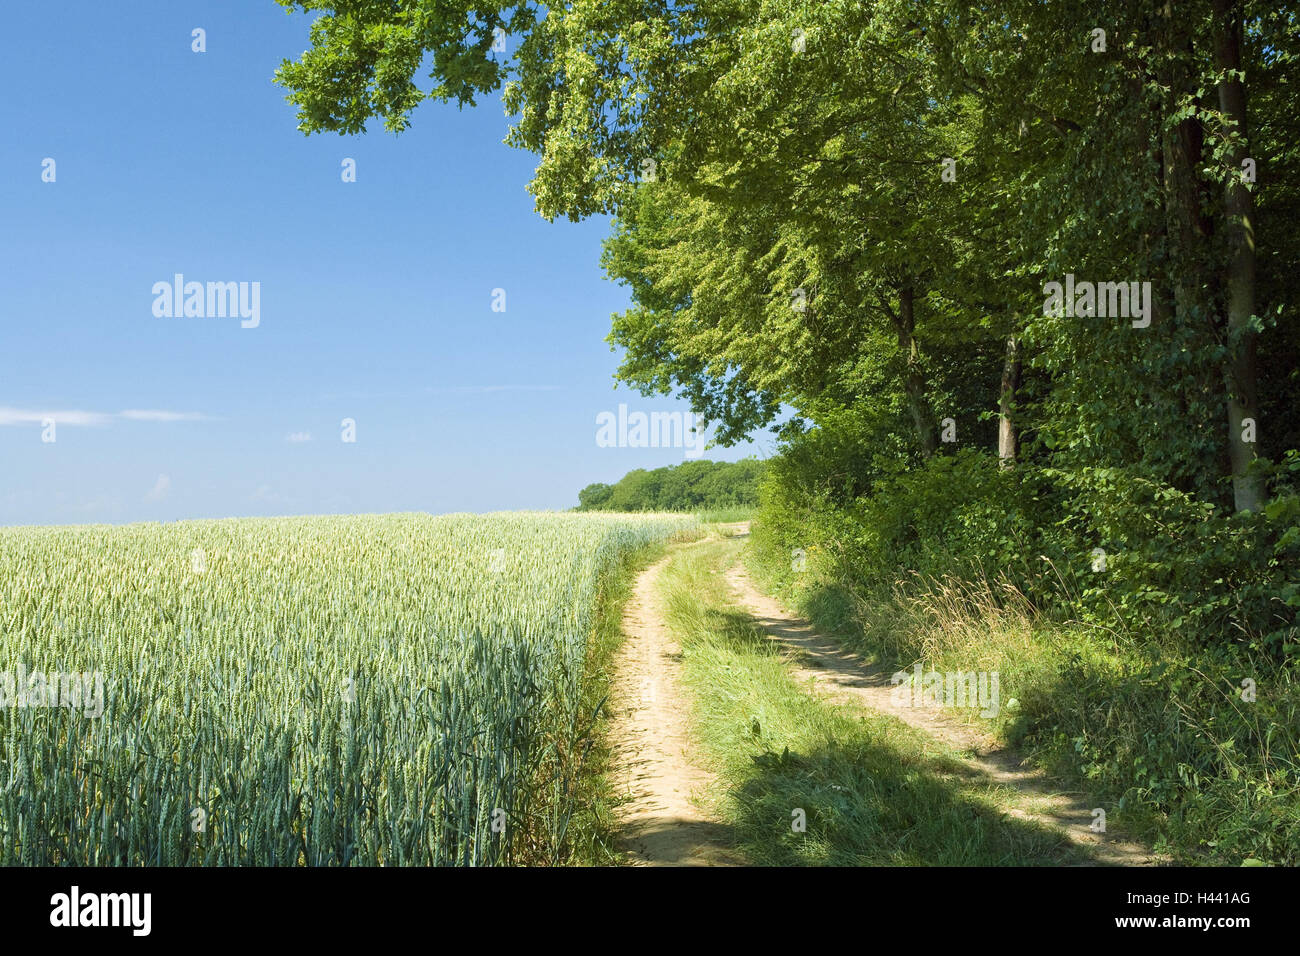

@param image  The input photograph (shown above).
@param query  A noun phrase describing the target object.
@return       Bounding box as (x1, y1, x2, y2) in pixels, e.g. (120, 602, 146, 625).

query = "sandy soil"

(723, 524, 1162, 866)
(607, 553, 744, 866)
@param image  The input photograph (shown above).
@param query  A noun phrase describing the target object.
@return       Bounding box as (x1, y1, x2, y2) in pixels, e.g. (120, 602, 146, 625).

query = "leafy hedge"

(576, 459, 763, 513)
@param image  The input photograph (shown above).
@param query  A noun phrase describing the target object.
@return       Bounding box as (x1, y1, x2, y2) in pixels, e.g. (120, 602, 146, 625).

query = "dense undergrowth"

(752, 449, 1300, 865)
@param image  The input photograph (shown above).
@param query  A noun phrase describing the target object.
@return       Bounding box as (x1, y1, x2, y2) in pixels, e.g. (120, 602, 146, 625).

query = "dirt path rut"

(608, 554, 742, 866)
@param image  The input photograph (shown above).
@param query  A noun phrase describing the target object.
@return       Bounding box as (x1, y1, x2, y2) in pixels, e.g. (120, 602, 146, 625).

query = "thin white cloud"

(0, 407, 111, 426)
(0, 407, 208, 426)
(146, 474, 171, 501)
(286, 431, 312, 443)
(120, 409, 207, 422)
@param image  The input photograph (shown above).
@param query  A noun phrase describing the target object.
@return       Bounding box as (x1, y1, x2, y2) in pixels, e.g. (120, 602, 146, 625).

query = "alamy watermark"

(0, 664, 105, 718)
(891, 665, 1001, 718)
(596, 403, 708, 458)
(50, 886, 150, 936)
(1042, 274, 1151, 328)
(152, 274, 260, 328)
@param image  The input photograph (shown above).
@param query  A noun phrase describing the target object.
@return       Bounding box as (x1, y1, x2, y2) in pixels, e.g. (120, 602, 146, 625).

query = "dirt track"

(607, 553, 742, 865)
(608, 525, 1160, 866)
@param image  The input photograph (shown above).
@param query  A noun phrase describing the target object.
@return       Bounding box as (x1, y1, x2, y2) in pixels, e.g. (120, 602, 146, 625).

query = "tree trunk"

(896, 282, 940, 457)
(1157, 2, 1224, 503)
(1212, 0, 1264, 512)
(998, 335, 1021, 469)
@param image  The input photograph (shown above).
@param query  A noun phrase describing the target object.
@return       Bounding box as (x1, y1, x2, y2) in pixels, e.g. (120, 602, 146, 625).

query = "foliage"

(752, 420, 1300, 863)
(576, 458, 763, 513)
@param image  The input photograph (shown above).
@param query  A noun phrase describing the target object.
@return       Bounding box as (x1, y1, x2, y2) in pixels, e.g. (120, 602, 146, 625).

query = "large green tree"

(275, 0, 1296, 515)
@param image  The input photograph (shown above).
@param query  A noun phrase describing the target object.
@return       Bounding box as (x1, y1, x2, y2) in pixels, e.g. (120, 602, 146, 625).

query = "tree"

(575, 460, 763, 512)
(576, 482, 613, 510)
(274, 0, 1296, 516)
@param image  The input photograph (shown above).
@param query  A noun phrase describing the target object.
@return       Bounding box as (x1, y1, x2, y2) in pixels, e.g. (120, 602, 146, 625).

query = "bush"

(1055, 452, 1300, 652)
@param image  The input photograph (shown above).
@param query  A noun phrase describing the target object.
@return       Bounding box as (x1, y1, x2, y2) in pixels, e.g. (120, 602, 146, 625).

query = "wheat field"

(0, 511, 694, 865)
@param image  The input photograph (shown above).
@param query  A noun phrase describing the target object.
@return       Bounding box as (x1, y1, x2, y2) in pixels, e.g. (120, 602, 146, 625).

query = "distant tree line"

(576, 459, 763, 512)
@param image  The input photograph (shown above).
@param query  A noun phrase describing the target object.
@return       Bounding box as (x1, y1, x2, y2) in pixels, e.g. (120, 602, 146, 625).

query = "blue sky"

(0, 0, 768, 526)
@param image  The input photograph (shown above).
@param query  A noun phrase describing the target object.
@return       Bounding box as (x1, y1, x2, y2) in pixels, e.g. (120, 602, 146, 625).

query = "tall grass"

(750, 530, 1300, 864)
(0, 511, 694, 865)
